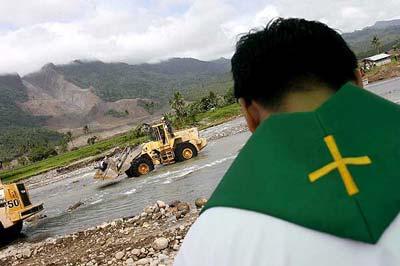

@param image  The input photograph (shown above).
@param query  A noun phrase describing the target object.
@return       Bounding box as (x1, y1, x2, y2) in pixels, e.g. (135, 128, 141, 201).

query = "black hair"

(231, 18, 358, 107)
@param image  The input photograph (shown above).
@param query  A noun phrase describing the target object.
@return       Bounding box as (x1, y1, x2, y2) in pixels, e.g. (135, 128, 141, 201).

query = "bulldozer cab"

(149, 123, 175, 163)
(150, 123, 171, 146)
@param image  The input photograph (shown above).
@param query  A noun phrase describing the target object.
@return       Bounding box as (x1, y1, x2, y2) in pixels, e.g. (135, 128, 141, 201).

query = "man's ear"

(354, 69, 363, 88)
(238, 98, 260, 133)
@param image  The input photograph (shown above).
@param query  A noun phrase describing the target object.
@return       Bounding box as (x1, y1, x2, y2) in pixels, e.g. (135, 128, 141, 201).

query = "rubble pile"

(0, 198, 208, 266)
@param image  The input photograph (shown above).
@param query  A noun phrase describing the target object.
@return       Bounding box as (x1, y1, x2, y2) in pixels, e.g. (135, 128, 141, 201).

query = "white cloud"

(0, 0, 93, 27)
(0, 0, 399, 74)
(270, 0, 400, 32)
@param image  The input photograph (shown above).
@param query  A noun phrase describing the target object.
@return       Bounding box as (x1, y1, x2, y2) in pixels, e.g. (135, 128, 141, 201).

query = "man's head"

(232, 18, 362, 132)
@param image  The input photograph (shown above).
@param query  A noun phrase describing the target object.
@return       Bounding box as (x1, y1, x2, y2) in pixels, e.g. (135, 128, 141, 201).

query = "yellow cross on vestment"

(308, 135, 372, 196)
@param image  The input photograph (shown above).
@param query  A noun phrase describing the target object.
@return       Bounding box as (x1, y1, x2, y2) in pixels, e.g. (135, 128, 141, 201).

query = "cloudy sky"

(1, 0, 399, 74)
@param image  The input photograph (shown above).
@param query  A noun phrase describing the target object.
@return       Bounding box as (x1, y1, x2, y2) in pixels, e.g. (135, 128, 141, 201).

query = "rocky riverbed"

(0, 198, 207, 266)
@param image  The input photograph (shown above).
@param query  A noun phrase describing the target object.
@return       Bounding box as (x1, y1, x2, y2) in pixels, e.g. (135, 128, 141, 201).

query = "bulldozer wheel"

(9, 221, 23, 236)
(138, 163, 150, 175)
(0, 221, 23, 239)
(175, 143, 198, 162)
(126, 156, 154, 177)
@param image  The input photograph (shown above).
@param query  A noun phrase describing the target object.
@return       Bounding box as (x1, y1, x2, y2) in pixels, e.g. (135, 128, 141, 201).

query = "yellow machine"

(0, 180, 43, 238)
(94, 122, 207, 180)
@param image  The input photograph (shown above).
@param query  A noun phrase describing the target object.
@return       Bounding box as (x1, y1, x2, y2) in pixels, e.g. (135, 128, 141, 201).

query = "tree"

(169, 92, 187, 125)
(393, 40, 400, 52)
(198, 91, 219, 112)
(66, 131, 73, 141)
(144, 101, 155, 114)
(66, 131, 74, 148)
(58, 131, 73, 153)
(28, 146, 57, 162)
(371, 35, 381, 54)
(87, 136, 98, 145)
(83, 125, 89, 135)
(224, 87, 236, 105)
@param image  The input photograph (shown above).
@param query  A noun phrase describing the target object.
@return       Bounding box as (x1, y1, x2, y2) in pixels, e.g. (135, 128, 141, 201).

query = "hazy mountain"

(372, 19, 400, 29)
(52, 57, 231, 102)
(343, 19, 400, 58)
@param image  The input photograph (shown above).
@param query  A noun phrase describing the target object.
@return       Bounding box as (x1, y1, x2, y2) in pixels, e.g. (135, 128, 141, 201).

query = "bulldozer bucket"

(93, 159, 120, 181)
(119, 145, 143, 173)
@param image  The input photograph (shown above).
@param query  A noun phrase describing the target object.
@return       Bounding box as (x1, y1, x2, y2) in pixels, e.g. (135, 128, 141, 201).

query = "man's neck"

(254, 86, 338, 126)
(277, 87, 335, 113)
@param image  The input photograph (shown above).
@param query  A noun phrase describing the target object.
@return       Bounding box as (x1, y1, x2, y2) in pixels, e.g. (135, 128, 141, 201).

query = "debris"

(0, 200, 199, 266)
(67, 201, 84, 212)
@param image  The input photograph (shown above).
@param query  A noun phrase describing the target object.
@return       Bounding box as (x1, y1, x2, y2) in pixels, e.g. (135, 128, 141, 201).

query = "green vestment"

(203, 83, 400, 244)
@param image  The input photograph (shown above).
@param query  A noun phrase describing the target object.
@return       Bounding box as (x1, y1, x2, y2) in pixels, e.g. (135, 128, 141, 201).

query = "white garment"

(174, 207, 400, 266)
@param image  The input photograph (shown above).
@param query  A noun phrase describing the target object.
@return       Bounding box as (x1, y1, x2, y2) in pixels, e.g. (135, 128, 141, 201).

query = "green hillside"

(0, 74, 42, 128)
(52, 58, 232, 102)
(0, 74, 64, 162)
(0, 127, 64, 162)
(343, 19, 400, 59)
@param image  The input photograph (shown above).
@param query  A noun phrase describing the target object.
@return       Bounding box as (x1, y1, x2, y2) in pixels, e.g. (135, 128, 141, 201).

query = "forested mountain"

(0, 74, 64, 161)
(342, 19, 400, 58)
(53, 57, 231, 102)
(0, 74, 42, 128)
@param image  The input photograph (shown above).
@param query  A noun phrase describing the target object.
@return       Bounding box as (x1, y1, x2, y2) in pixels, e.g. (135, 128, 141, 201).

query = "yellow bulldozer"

(0, 180, 43, 238)
(94, 121, 207, 180)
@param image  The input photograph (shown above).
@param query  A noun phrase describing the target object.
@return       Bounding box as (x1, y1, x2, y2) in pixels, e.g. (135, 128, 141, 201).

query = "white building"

(363, 53, 392, 67)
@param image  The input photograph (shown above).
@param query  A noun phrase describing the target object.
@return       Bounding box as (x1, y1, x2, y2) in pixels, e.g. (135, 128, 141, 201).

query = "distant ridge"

(342, 19, 400, 58)
(39, 57, 231, 102)
(371, 19, 400, 29)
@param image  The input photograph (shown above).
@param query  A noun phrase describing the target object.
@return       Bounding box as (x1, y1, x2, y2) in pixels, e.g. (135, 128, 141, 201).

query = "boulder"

(153, 237, 169, 250)
(158, 254, 170, 262)
(195, 197, 208, 208)
(135, 258, 152, 265)
(176, 202, 190, 218)
(177, 202, 190, 213)
(156, 200, 166, 209)
(126, 258, 134, 266)
(131, 248, 141, 256)
(115, 251, 125, 260)
(144, 206, 155, 214)
(168, 200, 181, 207)
(22, 248, 32, 258)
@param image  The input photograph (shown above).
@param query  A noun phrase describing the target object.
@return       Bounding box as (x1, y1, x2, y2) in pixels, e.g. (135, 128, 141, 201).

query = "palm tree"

(169, 91, 189, 127)
(83, 125, 89, 135)
(66, 131, 72, 141)
(393, 39, 400, 52)
(371, 35, 381, 54)
(169, 92, 186, 124)
(66, 131, 74, 148)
